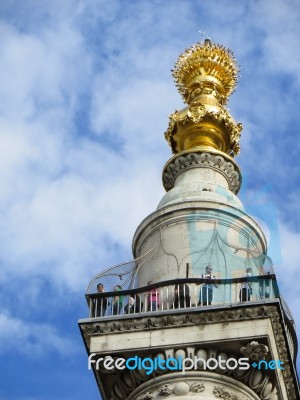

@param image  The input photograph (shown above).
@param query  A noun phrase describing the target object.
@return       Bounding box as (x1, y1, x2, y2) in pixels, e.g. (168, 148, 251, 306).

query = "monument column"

(79, 39, 299, 400)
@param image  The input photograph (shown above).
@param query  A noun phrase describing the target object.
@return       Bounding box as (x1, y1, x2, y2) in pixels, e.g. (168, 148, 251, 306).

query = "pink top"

(148, 288, 160, 304)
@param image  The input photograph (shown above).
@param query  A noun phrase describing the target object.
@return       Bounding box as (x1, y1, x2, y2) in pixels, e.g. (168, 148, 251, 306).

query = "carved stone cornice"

(126, 371, 264, 400)
(79, 303, 298, 399)
(82, 305, 276, 337)
(162, 150, 241, 193)
(136, 381, 205, 399)
(105, 347, 276, 400)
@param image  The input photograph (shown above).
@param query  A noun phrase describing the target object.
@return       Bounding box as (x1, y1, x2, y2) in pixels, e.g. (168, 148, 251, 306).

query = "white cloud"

(0, 0, 298, 298)
(0, 0, 298, 294)
(0, 311, 77, 356)
(0, 1, 299, 396)
(275, 224, 300, 329)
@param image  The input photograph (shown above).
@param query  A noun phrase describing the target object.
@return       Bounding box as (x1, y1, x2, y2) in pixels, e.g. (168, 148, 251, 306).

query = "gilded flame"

(172, 39, 239, 105)
(165, 39, 243, 157)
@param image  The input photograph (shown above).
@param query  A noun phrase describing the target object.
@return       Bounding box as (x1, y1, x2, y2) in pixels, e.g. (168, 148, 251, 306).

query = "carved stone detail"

(240, 341, 269, 361)
(137, 393, 153, 400)
(173, 382, 190, 395)
(84, 305, 278, 337)
(157, 384, 173, 396)
(213, 385, 246, 400)
(190, 382, 205, 392)
(162, 151, 241, 193)
(136, 381, 206, 398)
(82, 304, 295, 399)
(108, 347, 278, 400)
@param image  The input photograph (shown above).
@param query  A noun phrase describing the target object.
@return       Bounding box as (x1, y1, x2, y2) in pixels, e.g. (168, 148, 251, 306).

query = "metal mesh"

(87, 226, 274, 294)
(86, 233, 161, 293)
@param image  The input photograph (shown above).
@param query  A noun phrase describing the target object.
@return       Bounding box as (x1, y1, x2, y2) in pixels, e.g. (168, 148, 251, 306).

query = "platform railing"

(86, 275, 280, 319)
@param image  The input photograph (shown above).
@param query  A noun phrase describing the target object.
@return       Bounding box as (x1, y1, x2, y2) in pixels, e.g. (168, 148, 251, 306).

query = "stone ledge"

(162, 151, 241, 193)
(79, 302, 298, 400)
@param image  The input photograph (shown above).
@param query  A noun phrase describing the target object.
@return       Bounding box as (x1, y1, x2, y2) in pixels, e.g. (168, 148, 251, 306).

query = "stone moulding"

(136, 381, 205, 399)
(162, 151, 241, 193)
(101, 346, 277, 400)
(213, 385, 246, 400)
(129, 371, 261, 400)
(79, 303, 297, 400)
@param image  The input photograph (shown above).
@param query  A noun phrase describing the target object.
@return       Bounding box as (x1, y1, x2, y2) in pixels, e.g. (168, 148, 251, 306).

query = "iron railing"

(86, 275, 280, 319)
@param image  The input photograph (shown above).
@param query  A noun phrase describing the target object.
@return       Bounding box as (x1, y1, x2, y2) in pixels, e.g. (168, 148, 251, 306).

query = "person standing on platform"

(240, 267, 253, 302)
(147, 281, 160, 311)
(198, 265, 218, 306)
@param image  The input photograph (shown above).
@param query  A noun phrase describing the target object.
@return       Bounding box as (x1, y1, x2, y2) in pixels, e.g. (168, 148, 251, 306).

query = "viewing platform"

(85, 275, 282, 319)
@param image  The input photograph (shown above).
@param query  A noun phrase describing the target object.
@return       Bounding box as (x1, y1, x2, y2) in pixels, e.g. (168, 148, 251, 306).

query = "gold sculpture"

(165, 39, 243, 156)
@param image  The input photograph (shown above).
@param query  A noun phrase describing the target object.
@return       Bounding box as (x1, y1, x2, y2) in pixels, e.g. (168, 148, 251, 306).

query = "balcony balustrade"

(86, 275, 280, 319)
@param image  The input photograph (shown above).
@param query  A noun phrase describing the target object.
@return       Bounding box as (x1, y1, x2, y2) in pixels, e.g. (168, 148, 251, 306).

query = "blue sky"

(0, 0, 300, 399)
